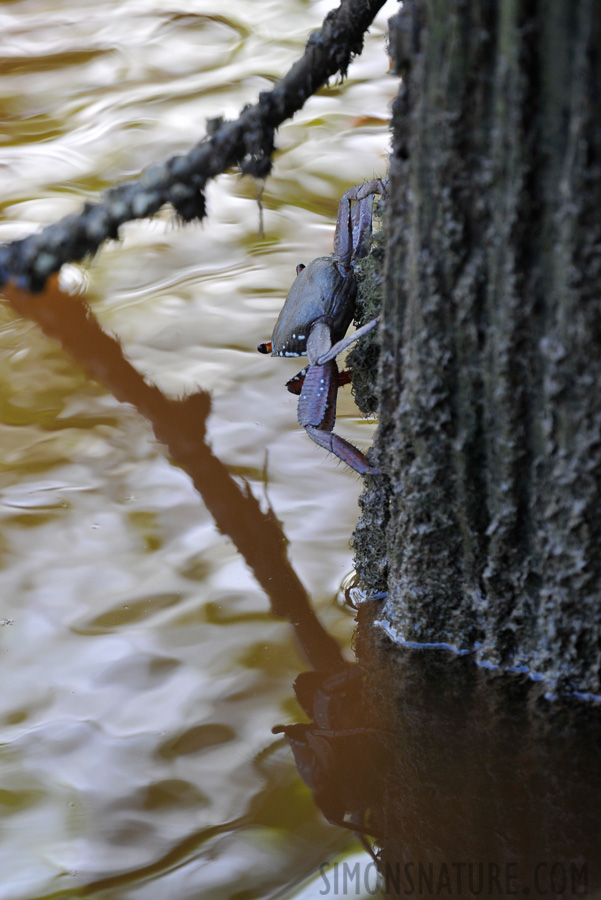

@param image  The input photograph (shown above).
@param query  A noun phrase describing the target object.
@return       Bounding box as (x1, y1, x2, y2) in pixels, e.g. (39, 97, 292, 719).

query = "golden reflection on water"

(0, 1, 396, 897)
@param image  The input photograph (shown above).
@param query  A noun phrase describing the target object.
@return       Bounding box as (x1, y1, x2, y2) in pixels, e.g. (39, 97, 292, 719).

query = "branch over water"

(0, 0, 387, 292)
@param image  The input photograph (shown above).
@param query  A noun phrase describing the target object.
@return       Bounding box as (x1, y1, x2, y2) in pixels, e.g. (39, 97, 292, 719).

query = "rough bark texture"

(354, 0, 601, 696)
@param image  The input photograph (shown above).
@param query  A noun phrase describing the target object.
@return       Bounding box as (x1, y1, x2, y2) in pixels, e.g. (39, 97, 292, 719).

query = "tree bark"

(354, 0, 601, 696)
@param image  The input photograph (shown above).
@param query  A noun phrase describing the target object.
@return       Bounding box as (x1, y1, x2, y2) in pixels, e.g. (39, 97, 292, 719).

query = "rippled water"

(0, 1, 397, 897)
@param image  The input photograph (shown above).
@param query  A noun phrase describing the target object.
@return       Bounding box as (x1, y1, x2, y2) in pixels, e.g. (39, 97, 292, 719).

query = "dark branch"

(0, 0, 387, 292)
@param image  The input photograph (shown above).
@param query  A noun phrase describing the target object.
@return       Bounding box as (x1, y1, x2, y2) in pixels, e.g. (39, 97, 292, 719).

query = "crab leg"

(298, 360, 382, 476)
(316, 316, 380, 365)
(305, 426, 383, 476)
(334, 179, 387, 273)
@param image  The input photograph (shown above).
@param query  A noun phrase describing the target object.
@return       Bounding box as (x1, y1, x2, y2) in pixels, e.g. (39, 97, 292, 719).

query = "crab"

(257, 179, 386, 475)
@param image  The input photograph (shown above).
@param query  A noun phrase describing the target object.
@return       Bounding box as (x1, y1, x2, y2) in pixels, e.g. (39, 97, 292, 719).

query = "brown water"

(0, 2, 397, 898)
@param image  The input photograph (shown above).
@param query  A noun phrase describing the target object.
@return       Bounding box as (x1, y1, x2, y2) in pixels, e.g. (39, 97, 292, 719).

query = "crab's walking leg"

(305, 425, 383, 476)
(298, 360, 383, 476)
(316, 316, 380, 365)
(334, 179, 388, 273)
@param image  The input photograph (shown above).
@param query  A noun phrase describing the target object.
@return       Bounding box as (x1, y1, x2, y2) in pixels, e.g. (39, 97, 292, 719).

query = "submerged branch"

(0, 0, 387, 292)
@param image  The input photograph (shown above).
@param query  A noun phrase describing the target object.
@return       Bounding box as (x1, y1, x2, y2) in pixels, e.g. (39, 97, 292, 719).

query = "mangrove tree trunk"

(355, 0, 601, 697)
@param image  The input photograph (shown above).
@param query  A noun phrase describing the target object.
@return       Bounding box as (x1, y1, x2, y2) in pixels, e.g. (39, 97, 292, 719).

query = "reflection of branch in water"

(3, 278, 344, 673)
(5, 280, 389, 847)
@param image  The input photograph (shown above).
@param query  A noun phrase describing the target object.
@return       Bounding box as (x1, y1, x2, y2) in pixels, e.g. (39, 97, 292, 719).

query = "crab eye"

(296, 263, 306, 275)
